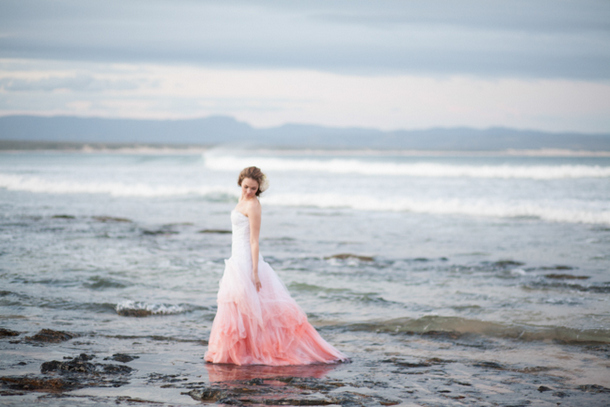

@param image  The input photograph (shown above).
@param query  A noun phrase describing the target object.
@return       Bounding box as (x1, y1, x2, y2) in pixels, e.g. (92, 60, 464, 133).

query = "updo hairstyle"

(237, 166, 268, 197)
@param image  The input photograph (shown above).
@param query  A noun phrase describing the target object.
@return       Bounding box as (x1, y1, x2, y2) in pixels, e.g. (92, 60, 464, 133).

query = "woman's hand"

(252, 273, 262, 292)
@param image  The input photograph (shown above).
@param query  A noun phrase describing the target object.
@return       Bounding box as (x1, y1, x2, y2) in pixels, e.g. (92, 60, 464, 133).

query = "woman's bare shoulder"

(245, 198, 261, 216)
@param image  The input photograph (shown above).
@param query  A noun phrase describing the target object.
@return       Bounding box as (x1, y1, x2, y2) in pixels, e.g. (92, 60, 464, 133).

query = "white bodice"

(231, 210, 252, 263)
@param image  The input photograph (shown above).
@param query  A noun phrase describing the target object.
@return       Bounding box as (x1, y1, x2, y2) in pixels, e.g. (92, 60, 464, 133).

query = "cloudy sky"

(1, 0, 609, 132)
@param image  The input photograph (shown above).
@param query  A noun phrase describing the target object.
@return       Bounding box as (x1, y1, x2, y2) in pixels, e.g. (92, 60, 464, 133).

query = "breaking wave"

(264, 193, 610, 225)
(115, 300, 190, 317)
(0, 173, 236, 198)
(204, 154, 610, 179)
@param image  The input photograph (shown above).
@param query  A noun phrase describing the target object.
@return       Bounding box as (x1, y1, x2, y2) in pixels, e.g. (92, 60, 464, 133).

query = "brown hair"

(237, 166, 268, 196)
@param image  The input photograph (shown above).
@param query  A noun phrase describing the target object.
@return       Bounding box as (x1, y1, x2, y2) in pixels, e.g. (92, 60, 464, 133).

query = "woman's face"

(241, 177, 259, 199)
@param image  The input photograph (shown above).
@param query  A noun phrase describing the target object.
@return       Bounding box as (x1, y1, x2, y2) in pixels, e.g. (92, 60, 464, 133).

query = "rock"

(578, 384, 610, 393)
(115, 396, 163, 404)
(186, 388, 224, 401)
(0, 376, 81, 392)
(540, 265, 574, 270)
(142, 229, 179, 235)
(538, 385, 552, 392)
(493, 260, 525, 267)
(92, 216, 132, 223)
(198, 229, 231, 234)
(185, 377, 398, 406)
(0, 328, 20, 337)
(325, 253, 374, 262)
(544, 274, 589, 280)
(41, 353, 133, 375)
(102, 364, 133, 374)
(104, 353, 138, 363)
(25, 329, 78, 343)
(41, 359, 95, 374)
(52, 215, 75, 219)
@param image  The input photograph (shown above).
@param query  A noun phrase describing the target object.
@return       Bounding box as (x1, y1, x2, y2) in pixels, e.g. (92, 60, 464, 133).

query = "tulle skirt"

(204, 256, 347, 366)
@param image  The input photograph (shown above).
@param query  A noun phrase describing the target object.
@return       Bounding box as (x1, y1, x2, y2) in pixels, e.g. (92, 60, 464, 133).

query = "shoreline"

(1, 140, 610, 157)
(2, 325, 609, 406)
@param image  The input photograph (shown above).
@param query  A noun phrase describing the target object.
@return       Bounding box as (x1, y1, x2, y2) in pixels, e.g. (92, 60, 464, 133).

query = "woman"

(204, 166, 347, 366)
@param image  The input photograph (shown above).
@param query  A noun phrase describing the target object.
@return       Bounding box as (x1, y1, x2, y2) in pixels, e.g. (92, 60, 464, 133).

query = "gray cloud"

(0, 0, 609, 79)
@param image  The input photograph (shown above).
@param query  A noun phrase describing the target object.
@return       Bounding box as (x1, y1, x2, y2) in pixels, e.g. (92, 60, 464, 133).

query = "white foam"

(204, 154, 610, 179)
(0, 173, 236, 198)
(115, 300, 187, 315)
(263, 193, 610, 225)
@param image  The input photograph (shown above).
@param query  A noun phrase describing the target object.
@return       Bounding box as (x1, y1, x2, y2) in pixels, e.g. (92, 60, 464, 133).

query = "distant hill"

(1, 115, 609, 151)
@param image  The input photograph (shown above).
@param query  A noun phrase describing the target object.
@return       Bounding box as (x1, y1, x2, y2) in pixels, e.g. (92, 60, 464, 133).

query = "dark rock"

(493, 260, 525, 267)
(540, 265, 574, 270)
(104, 353, 138, 363)
(25, 329, 78, 343)
(52, 215, 75, 219)
(0, 390, 27, 396)
(427, 357, 454, 365)
(115, 396, 163, 404)
(218, 396, 243, 405)
(0, 376, 81, 392)
(92, 216, 132, 223)
(537, 385, 552, 392)
(259, 397, 333, 405)
(544, 274, 589, 280)
(75, 353, 95, 361)
(198, 229, 231, 234)
(102, 364, 133, 374)
(0, 328, 19, 338)
(142, 229, 179, 236)
(474, 361, 505, 370)
(186, 388, 224, 401)
(325, 253, 374, 262)
(41, 359, 95, 374)
(578, 384, 610, 393)
(41, 353, 133, 375)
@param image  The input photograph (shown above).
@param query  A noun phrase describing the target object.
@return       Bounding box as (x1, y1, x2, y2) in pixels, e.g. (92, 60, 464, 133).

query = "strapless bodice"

(231, 210, 251, 260)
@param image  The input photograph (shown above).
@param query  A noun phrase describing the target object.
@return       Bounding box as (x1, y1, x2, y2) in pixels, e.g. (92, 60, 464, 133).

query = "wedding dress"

(204, 210, 347, 366)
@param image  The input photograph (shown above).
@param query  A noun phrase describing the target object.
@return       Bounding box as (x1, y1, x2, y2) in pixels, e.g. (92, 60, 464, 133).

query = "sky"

(0, 0, 609, 133)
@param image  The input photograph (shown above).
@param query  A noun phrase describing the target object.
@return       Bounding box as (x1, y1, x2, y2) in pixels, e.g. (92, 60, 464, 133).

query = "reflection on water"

(205, 362, 340, 383)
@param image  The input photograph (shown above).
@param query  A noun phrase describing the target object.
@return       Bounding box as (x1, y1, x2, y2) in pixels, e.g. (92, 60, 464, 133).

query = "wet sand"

(1, 326, 609, 406)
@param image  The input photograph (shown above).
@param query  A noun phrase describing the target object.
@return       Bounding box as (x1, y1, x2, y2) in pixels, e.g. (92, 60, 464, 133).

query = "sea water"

(0, 149, 609, 405)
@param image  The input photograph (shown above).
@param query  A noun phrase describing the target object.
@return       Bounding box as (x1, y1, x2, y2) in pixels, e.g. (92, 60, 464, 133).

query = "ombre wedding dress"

(204, 210, 347, 366)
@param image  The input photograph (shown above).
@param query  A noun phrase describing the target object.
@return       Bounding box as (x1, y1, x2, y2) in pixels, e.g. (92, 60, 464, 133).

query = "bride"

(204, 166, 347, 366)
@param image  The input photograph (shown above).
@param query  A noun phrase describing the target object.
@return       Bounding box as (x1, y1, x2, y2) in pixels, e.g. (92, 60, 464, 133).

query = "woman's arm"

(247, 202, 262, 292)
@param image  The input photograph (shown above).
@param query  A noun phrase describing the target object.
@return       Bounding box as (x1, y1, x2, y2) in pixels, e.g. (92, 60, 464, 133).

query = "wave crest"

(115, 300, 189, 317)
(264, 193, 610, 225)
(204, 154, 610, 179)
(0, 173, 235, 198)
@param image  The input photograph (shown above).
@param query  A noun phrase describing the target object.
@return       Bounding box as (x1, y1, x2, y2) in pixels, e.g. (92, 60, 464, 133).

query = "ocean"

(1, 148, 609, 406)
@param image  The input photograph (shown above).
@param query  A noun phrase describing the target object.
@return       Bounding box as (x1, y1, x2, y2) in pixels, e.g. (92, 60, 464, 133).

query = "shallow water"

(1, 150, 609, 405)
